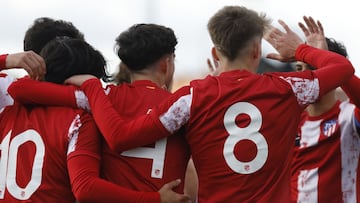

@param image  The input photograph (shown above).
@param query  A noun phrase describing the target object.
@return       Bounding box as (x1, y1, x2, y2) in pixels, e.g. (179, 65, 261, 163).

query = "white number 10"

(0, 130, 45, 200)
(223, 102, 268, 174)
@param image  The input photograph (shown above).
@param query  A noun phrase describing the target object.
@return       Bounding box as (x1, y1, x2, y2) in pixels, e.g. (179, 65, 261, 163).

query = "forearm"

(69, 156, 160, 203)
(296, 44, 354, 97)
(8, 78, 79, 107)
(341, 75, 360, 107)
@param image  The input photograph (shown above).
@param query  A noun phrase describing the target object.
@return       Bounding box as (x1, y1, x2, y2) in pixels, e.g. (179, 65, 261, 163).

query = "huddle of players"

(1, 5, 359, 203)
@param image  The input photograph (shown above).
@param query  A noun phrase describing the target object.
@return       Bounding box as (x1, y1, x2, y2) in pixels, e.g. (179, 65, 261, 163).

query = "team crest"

(322, 119, 337, 137)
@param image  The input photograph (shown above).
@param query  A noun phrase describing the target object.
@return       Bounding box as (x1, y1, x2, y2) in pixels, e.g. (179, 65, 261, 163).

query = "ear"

(211, 47, 220, 60)
(159, 57, 168, 74)
(252, 41, 261, 59)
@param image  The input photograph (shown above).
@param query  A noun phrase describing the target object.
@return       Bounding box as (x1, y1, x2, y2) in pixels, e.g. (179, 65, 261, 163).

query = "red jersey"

(291, 100, 360, 203)
(76, 44, 354, 202)
(0, 74, 160, 203)
(0, 104, 98, 203)
(101, 80, 190, 192)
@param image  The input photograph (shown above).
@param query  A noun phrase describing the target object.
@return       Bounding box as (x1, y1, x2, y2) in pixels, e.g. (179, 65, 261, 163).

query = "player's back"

(186, 70, 309, 202)
(0, 103, 85, 202)
(101, 80, 190, 192)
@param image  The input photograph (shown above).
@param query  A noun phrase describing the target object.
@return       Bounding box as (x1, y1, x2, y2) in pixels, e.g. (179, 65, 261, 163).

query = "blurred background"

(1, 0, 359, 91)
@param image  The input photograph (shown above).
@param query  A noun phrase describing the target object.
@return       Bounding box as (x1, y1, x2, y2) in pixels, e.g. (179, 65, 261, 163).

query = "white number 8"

(223, 102, 268, 174)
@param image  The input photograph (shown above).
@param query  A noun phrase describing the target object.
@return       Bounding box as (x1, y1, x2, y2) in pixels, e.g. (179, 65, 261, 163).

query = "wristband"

(0, 54, 8, 69)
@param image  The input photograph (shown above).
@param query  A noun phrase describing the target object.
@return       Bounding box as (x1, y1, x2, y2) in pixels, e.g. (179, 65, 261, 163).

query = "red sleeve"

(295, 44, 354, 98)
(7, 77, 78, 107)
(67, 112, 160, 203)
(340, 75, 360, 108)
(0, 54, 8, 69)
(81, 78, 169, 152)
(68, 156, 159, 203)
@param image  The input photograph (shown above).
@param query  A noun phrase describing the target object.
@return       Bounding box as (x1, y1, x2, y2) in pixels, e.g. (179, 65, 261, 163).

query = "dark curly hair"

(24, 17, 85, 54)
(115, 23, 177, 71)
(40, 37, 108, 84)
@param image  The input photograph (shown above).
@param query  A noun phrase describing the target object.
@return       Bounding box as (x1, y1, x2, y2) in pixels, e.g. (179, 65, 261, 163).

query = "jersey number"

(0, 130, 45, 200)
(121, 138, 167, 179)
(223, 102, 268, 174)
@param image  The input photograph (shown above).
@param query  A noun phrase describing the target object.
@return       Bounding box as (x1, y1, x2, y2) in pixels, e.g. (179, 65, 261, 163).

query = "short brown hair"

(207, 6, 270, 61)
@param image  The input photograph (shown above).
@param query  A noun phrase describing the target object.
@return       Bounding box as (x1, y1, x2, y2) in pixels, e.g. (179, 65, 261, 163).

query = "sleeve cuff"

(0, 54, 8, 69)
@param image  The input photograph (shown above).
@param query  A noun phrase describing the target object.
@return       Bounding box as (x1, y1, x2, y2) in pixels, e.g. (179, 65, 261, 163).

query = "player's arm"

(0, 51, 45, 80)
(79, 78, 176, 151)
(340, 74, 360, 107)
(68, 112, 190, 203)
(297, 44, 354, 98)
(64, 75, 191, 153)
(0, 51, 46, 108)
(7, 77, 89, 109)
(266, 17, 354, 103)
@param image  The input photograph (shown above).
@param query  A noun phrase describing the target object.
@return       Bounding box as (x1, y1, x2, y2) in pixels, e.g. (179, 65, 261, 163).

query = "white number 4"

(121, 138, 167, 179)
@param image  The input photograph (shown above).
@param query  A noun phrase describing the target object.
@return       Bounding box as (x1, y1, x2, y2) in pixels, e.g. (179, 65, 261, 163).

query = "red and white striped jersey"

(291, 100, 360, 203)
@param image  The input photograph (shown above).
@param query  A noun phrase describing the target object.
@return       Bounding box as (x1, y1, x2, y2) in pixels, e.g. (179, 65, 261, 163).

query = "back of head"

(115, 23, 177, 71)
(326, 37, 348, 57)
(40, 37, 107, 84)
(207, 6, 270, 61)
(24, 17, 85, 54)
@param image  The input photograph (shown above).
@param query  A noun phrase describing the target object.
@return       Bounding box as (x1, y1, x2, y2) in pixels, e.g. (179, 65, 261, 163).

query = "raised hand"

(264, 19, 304, 62)
(159, 179, 191, 203)
(298, 16, 327, 50)
(6, 51, 46, 80)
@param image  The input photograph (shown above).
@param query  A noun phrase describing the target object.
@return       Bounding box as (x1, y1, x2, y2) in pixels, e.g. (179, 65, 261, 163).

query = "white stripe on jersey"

(67, 114, 82, 155)
(297, 168, 318, 203)
(75, 90, 90, 112)
(159, 88, 192, 134)
(280, 76, 319, 106)
(300, 120, 321, 148)
(0, 74, 15, 110)
(339, 102, 360, 202)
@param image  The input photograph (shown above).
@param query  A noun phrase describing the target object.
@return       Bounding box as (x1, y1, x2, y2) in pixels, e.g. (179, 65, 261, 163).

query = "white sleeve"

(0, 74, 15, 109)
(75, 89, 91, 112)
(280, 76, 320, 106)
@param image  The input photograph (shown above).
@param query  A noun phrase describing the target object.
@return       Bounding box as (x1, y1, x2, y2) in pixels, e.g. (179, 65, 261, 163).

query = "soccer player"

(60, 8, 355, 202)
(290, 19, 360, 202)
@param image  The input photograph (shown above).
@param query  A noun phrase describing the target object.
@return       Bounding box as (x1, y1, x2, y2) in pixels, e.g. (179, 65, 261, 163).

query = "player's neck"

(306, 93, 337, 117)
(130, 69, 164, 88)
(220, 57, 257, 73)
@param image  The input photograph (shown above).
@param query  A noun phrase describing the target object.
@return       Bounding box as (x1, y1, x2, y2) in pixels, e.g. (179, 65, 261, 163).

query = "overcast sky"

(1, 0, 359, 81)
